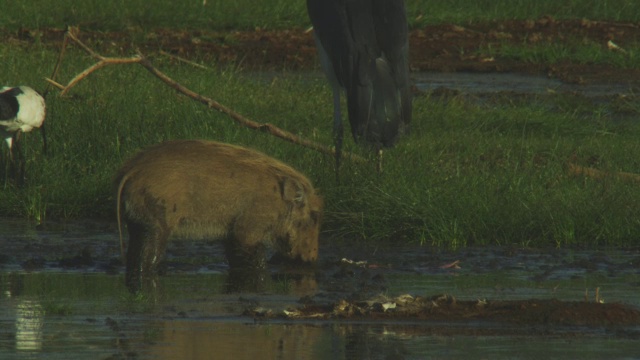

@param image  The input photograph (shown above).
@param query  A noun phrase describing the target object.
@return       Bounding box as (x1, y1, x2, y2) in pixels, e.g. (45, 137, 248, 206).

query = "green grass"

(330, 93, 640, 248)
(2, 0, 640, 31)
(406, 0, 640, 25)
(2, 1, 640, 248)
(2, 40, 640, 248)
(481, 40, 640, 68)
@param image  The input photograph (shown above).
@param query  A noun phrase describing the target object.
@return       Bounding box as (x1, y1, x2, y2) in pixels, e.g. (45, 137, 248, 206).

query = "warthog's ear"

(280, 177, 306, 206)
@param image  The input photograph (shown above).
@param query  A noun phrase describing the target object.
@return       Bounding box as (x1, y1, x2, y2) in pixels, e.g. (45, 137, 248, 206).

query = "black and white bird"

(0, 86, 47, 160)
(306, 0, 412, 173)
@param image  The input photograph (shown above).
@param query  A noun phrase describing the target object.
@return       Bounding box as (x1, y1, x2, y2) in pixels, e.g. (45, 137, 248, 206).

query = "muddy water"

(0, 218, 639, 359)
(414, 72, 639, 96)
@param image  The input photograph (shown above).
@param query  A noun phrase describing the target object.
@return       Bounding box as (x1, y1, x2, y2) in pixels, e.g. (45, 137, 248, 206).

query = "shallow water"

(0, 218, 639, 359)
(252, 71, 639, 97)
(414, 72, 638, 96)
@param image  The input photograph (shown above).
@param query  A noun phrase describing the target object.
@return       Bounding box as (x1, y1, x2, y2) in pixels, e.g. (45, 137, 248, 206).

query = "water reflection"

(145, 321, 416, 360)
(149, 322, 326, 360)
(0, 270, 639, 360)
(3, 273, 44, 353)
(414, 72, 638, 97)
(0, 217, 639, 359)
(15, 300, 44, 352)
(136, 320, 640, 359)
(343, 326, 408, 360)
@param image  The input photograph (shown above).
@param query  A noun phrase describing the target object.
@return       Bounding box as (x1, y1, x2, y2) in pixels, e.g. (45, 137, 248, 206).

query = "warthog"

(114, 139, 323, 292)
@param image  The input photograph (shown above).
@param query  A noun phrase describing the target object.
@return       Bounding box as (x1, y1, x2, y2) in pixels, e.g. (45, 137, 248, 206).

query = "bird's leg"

(3, 137, 14, 162)
(2, 155, 8, 189)
(41, 122, 48, 155)
(10, 132, 26, 186)
(332, 87, 343, 182)
(376, 147, 383, 174)
(2, 137, 13, 189)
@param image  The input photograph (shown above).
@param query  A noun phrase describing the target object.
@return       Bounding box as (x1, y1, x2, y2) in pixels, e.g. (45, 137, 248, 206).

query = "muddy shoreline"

(2, 218, 639, 335)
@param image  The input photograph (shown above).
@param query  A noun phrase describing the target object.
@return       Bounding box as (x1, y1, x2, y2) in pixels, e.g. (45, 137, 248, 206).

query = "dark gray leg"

(125, 221, 169, 293)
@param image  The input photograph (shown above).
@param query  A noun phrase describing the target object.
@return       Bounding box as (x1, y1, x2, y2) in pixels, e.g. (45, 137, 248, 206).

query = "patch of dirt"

(5, 17, 640, 85)
(263, 294, 640, 329)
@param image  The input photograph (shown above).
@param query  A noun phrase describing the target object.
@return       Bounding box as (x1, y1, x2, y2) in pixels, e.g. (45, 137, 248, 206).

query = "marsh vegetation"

(1, 0, 640, 248)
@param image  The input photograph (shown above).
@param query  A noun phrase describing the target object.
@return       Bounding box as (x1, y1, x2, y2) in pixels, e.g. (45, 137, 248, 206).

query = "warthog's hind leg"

(125, 221, 169, 293)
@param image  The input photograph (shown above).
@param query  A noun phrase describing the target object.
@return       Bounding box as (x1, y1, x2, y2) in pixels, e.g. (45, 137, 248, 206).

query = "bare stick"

(53, 28, 364, 163)
(44, 78, 66, 90)
(136, 56, 337, 156)
(43, 29, 70, 98)
(159, 50, 211, 70)
(567, 163, 640, 184)
(61, 57, 141, 96)
(67, 27, 103, 60)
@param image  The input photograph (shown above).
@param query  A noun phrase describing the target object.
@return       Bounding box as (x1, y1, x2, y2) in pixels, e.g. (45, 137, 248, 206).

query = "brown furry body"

(114, 139, 323, 292)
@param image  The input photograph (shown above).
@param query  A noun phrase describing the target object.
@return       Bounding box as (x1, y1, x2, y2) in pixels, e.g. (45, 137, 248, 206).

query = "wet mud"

(271, 295, 640, 328)
(2, 219, 639, 338)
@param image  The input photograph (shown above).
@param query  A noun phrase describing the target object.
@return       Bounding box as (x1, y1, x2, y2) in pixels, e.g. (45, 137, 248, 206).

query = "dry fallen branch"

(159, 50, 211, 70)
(47, 27, 365, 163)
(43, 31, 70, 97)
(567, 163, 640, 184)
